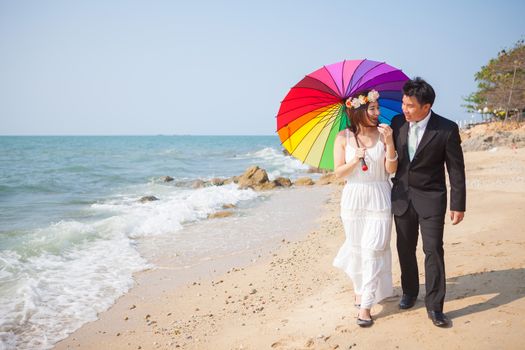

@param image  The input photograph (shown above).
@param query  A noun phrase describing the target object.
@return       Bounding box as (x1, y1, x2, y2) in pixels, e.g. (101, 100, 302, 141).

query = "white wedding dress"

(333, 129, 393, 309)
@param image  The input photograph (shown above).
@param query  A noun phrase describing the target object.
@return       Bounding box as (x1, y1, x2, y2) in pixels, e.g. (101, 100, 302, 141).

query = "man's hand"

(450, 211, 465, 225)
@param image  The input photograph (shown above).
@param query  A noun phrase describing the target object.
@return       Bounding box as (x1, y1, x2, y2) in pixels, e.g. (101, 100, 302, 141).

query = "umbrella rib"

(323, 65, 343, 96)
(342, 60, 347, 96)
(300, 76, 341, 99)
(345, 59, 368, 96)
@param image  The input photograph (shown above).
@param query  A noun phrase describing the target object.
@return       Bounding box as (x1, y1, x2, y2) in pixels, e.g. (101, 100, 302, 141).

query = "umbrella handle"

(360, 158, 368, 171)
(354, 132, 368, 172)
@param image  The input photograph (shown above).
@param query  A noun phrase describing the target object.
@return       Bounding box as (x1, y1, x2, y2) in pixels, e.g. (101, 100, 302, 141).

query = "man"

(390, 77, 466, 327)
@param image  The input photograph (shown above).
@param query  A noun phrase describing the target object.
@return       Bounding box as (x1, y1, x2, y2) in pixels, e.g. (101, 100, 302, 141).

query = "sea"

(0, 135, 318, 350)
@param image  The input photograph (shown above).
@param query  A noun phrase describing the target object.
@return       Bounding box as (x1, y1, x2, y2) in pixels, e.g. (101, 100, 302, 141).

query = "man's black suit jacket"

(391, 111, 466, 218)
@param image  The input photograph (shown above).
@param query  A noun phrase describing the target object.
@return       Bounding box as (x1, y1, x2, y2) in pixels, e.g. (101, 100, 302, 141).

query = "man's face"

(402, 95, 431, 122)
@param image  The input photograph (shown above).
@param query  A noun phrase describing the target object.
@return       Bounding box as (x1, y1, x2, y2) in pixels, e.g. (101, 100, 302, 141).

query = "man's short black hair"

(403, 77, 435, 106)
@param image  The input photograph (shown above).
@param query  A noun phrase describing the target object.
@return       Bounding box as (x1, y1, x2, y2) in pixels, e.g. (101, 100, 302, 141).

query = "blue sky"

(0, 0, 523, 135)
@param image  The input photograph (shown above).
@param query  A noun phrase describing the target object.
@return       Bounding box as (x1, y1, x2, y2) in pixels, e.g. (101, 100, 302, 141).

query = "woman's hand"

(378, 124, 394, 146)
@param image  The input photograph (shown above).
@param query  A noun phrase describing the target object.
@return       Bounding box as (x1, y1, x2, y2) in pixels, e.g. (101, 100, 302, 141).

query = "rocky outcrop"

(460, 121, 525, 152)
(139, 196, 159, 203)
(316, 173, 345, 186)
(237, 166, 270, 190)
(273, 177, 292, 187)
(192, 180, 206, 189)
(210, 178, 225, 186)
(294, 177, 315, 186)
(159, 176, 174, 182)
(208, 211, 234, 219)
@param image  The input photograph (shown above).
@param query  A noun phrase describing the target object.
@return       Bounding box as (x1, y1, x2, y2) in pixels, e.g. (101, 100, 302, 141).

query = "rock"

(460, 121, 525, 152)
(208, 211, 234, 219)
(210, 178, 225, 186)
(139, 196, 159, 203)
(316, 173, 345, 185)
(160, 176, 174, 182)
(237, 166, 270, 189)
(222, 203, 236, 209)
(282, 148, 291, 156)
(256, 182, 277, 191)
(192, 180, 205, 189)
(294, 177, 315, 186)
(273, 177, 292, 187)
(307, 167, 329, 174)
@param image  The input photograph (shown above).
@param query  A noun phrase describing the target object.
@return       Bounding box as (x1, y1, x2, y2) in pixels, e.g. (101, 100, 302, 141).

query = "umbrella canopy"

(276, 59, 409, 170)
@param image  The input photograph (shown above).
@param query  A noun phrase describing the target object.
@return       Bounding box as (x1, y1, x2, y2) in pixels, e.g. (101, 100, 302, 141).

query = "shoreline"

(54, 185, 335, 350)
(56, 147, 525, 350)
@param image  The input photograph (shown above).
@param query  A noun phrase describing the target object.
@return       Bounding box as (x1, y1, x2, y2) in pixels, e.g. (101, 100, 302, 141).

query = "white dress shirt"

(409, 110, 432, 150)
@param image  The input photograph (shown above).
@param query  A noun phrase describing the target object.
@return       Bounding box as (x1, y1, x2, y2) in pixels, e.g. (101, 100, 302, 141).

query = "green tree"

(464, 39, 525, 121)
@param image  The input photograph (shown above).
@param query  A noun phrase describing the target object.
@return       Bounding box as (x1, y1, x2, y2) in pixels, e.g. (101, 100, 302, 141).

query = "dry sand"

(55, 147, 525, 350)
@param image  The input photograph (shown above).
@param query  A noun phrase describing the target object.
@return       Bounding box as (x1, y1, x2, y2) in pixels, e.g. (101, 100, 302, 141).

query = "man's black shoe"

(399, 294, 417, 309)
(427, 310, 451, 327)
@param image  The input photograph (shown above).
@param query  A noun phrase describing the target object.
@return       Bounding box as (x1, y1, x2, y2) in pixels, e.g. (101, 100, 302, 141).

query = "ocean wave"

(0, 183, 258, 349)
(0, 237, 148, 350)
(91, 183, 259, 238)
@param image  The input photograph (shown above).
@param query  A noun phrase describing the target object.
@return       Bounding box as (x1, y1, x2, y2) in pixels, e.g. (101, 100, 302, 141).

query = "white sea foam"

(92, 183, 258, 237)
(0, 183, 257, 350)
(0, 234, 148, 350)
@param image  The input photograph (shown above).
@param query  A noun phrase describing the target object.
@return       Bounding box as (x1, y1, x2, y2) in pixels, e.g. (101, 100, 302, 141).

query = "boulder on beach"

(139, 195, 159, 203)
(192, 180, 206, 189)
(208, 211, 234, 219)
(257, 182, 278, 191)
(306, 166, 329, 174)
(294, 177, 315, 186)
(224, 176, 237, 185)
(159, 176, 174, 182)
(316, 173, 345, 186)
(237, 166, 270, 190)
(273, 177, 292, 187)
(210, 178, 225, 186)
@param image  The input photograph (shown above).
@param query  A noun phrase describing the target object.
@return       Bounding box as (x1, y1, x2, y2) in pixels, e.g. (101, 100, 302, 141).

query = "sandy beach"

(55, 146, 525, 350)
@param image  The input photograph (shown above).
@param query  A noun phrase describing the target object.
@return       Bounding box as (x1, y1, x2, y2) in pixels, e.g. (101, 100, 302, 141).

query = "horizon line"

(0, 133, 279, 137)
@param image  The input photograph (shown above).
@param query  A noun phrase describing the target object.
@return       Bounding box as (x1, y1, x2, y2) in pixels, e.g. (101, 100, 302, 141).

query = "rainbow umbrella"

(276, 59, 409, 170)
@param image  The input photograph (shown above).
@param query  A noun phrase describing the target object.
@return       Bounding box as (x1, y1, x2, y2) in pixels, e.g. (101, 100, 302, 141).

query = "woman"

(332, 89, 398, 327)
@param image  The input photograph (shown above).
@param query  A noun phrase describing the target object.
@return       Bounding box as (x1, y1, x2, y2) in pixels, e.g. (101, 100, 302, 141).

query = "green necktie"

(408, 123, 419, 161)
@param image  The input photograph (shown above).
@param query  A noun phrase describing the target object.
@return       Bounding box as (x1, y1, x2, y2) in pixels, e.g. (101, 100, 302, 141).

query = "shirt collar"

(411, 110, 432, 129)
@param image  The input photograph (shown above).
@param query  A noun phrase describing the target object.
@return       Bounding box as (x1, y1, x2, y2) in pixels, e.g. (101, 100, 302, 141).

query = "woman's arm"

(379, 124, 398, 174)
(333, 132, 362, 178)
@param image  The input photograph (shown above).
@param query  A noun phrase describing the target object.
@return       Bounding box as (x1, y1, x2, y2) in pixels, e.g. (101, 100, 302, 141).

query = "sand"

(55, 147, 525, 350)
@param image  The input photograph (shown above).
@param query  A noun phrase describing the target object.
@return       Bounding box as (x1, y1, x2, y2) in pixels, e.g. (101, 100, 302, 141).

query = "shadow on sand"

(375, 268, 525, 321)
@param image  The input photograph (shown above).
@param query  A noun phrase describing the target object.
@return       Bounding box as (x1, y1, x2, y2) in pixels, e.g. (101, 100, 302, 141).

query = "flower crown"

(345, 90, 380, 109)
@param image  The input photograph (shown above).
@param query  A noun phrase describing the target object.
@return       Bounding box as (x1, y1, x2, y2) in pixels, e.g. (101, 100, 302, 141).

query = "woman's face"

(365, 101, 380, 126)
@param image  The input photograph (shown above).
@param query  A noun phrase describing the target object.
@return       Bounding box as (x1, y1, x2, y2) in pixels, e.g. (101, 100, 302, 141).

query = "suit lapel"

(399, 119, 409, 160)
(413, 111, 438, 160)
